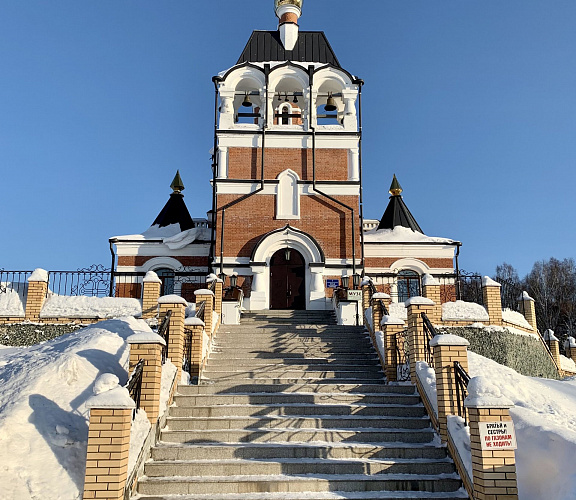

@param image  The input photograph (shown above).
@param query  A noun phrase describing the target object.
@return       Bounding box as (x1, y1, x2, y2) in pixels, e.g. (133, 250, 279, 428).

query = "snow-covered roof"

(111, 225, 211, 246)
(364, 226, 457, 245)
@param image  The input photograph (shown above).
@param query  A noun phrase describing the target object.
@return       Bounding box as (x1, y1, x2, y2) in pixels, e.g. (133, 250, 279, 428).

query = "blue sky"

(1, 0, 575, 277)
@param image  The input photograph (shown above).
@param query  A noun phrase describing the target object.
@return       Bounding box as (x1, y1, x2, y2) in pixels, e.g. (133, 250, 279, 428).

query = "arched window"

(397, 270, 420, 302)
(154, 268, 175, 296)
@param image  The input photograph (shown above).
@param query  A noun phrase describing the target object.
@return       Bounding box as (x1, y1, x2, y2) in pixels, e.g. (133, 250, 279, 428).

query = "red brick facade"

(227, 147, 349, 181)
(117, 256, 210, 268)
(216, 193, 360, 260)
(364, 257, 454, 269)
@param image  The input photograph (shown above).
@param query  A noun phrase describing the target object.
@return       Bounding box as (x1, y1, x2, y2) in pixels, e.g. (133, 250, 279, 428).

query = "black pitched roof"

(152, 193, 194, 231)
(237, 30, 341, 67)
(377, 195, 423, 233)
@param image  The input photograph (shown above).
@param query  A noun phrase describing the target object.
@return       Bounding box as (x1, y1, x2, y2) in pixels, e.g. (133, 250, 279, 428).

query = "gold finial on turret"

(275, 0, 303, 13)
(389, 174, 403, 196)
(170, 170, 185, 194)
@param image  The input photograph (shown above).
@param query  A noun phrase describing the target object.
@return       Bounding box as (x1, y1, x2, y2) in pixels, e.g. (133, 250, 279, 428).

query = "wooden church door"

(269, 249, 306, 310)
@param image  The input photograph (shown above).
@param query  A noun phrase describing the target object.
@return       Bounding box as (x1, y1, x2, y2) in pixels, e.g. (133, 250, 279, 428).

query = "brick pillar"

(544, 329, 561, 368)
(158, 296, 186, 380)
(195, 289, 215, 338)
(25, 269, 49, 321)
(565, 337, 576, 364)
(372, 299, 382, 335)
(362, 283, 371, 311)
(465, 378, 519, 500)
(519, 291, 537, 332)
(127, 331, 165, 423)
(141, 272, 162, 319)
(213, 281, 223, 319)
(184, 318, 206, 378)
(430, 335, 470, 442)
(482, 277, 503, 325)
(422, 274, 442, 323)
(381, 317, 406, 382)
(83, 378, 135, 500)
(406, 297, 436, 384)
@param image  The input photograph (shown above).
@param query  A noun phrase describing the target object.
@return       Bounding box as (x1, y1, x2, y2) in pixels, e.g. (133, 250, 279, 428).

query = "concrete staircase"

(136, 310, 468, 500)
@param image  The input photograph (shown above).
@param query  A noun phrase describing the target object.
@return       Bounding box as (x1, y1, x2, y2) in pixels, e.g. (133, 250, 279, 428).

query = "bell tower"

(211, 0, 364, 310)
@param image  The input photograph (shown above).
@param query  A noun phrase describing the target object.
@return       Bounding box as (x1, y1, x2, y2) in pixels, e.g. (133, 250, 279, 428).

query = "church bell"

(242, 92, 252, 107)
(325, 92, 337, 112)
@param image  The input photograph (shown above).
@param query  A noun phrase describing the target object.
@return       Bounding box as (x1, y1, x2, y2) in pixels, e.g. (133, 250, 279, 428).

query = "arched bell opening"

(316, 81, 344, 125)
(269, 248, 306, 310)
(270, 74, 305, 126)
(233, 78, 263, 125)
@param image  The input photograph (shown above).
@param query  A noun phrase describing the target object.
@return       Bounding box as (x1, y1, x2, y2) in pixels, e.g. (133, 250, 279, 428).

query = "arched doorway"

(269, 248, 305, 310)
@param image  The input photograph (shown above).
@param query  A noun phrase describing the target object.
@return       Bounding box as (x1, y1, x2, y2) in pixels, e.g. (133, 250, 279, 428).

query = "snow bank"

(469, 351, 576, 500)
(560, 355, 576, 373)
(0, 317, 146, 500)
(415, 361, 437, 414)
(446, 415, 472, 482)
(364, 306, 372, 328)
(372, 330, 385, 360)
(442, 300, 489, 321)
(364, 225, 456, 244)
(388, 302, 407, 320)
(0, 283, 26, 317)
(28, 269, 48, 282)
(502, 308, 532, 330)
(40, 295, 142, 319)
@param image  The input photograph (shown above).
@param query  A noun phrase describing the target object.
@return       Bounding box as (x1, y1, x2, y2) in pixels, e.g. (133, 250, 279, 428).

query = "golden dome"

(275, 0, 303, 12)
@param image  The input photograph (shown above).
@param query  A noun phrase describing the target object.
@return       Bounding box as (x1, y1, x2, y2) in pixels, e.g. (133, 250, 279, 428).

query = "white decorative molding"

(276, 169, 300, 219)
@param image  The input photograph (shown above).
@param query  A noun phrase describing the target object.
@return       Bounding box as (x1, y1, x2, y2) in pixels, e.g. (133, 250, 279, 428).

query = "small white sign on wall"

(347, 290, 362, 301)
(478, 421, 517, 450)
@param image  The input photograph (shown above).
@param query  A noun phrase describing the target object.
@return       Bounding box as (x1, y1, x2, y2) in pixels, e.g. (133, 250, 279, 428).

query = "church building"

(110, 0, 460, 310)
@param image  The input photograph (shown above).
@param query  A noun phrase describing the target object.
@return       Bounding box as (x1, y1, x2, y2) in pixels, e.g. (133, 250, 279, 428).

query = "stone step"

(203, 364, 384, 374)
(168, 403, 427, 418)
(211, 346, 376, 354)
(205, 352, 379, 361)
(137, 473, 463, 496)
(160, 427, 437, 444)
(144, 457, 456, 477)
(197, 377, 386, 385)
(205, 358, 380, 366)
(137, 492, 468, 500)
(173, 393, 421, 407)
(214, 338, 373, 346)
(166, 415, 430, 431)
(177, 383, 405, 395)
(201, 370, 384, 380)
(151, 442, 448, 461)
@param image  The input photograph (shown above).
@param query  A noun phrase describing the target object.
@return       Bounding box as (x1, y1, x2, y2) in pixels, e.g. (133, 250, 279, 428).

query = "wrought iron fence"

(48, 265, 112, 297)
(454, 360, 471, 426)
(0, 269, 32, 296)
(495, 277, 525, 315)
(126, 358, 144, 419)
(396, 328, 410, 381)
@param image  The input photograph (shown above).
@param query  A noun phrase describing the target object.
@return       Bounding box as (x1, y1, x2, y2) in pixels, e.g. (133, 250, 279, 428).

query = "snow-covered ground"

(0, 317, 172, 500)
(0, 284, 27, 317)
(40, 294, 142, 318)
(469, 352, 576, 500)
(442, 300, 489, 321)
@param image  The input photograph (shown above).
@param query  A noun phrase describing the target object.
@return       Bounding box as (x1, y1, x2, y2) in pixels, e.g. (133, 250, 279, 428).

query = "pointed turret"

(377, 175, 423, 233)
(275, 0, 302, 51)
(152, 172, 194, 231)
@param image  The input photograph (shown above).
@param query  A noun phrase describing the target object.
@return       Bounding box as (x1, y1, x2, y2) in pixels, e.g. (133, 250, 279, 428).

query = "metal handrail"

(422, 312, 438, 366)
(454, 360, 471, 426)
(126, 358, 144, 418)
(195, 300, 206, 323)
(157, 310, 172, 364)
